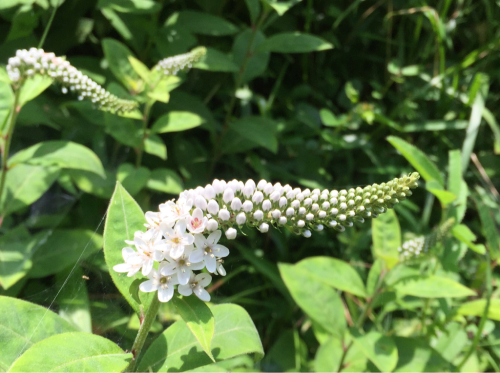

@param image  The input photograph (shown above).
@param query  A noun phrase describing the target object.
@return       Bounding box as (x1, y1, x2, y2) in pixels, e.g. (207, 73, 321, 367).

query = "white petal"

(194, 234, 207, 250)
(142, 259, 154, 276)
(190, 261, 206, 270)
(212, 244, 229, 258)
(178, 268, 192, 285)
(175, 219, 187, 233)
(122, 247, 135, 261)
(196, 273, 212, 287)
(205, 255, 217, 273)
(139, 279, 157, 292)
(127, 266, 141, 277)
(178, 284, 193, 297)
(189, 249, 204, 263)
(207, 230, 221, 245)
(194, 287, 211, 302)
(113, 263, 130, 273)
(158, 286, 174, 302)
(170, 245, 184, 259)
(160, 262, 177, 276)
(184, 233, 195, 245)
(217, 263, 226, 276)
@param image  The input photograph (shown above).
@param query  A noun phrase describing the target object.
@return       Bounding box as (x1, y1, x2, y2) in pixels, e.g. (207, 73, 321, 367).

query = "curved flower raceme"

(6, 48, 138, 113)
(154, 46, 206, 75)
(114, 173, 420, 302)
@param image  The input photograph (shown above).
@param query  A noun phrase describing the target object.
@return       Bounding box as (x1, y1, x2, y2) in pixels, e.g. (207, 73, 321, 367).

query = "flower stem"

(38, 0, 62, 49)
(126, 296, 160, 372)
(456, 250, 492, 371)
(0, 89, 21, 222)
(136, 101, 152, 168)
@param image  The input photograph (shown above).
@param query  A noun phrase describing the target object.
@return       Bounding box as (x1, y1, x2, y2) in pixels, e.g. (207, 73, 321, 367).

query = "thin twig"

(471, 152, 499, 200)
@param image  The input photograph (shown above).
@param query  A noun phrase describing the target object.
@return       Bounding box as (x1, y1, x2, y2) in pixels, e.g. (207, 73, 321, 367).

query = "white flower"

(194, 195, 208, 210)
(259, 223, 269, 232)
(178, 273, 212, 301)
(163, 220, 195, 259)
(139, 263, 179, 302)
(236, 212, 246, 225)
(206, 219, 218, 231)
(190, 230, 229, 273)
(207, 199, 219, 215)
(253, 210, 263, 220)
(225, 228, 237, 240)
(242, 200, 253, 212)
(215, 259, 226, 276)
(113, 247, 143, 277)
(159, 197, 193, 225)
(231, 197, 242, 211)
(132, 230, 166, 275)
(223, 188, 234, 203)
(218, 208, 230, 221)
(186, 208, 208, 234)
(162, 245, 205, 285)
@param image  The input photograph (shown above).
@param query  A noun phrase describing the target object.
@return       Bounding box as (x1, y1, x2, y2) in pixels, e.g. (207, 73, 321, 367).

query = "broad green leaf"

(175, 11, 238, 36)
(8, 141, 105, 178)
(0, 164, 59, 216)
(393, 275, 475, 298)
(262, 0, 302, 16)
(56, 266, 92, 333)
(18, 75, 53, 107)
(151, 111, 204, 134)
(393, 337, 451, 372)
(29, 229, 103, 278)
(97, 0, 160, 13)
(278, 263, 346, 337)
(103, 182, 152, 315)
(144, 134, 167, 160)
(128, 56, 150, 82)
(314, 336, 343, 372)
(483, 107, 500, 154)
(432, 322, 467, 363)
(366, 259, 385, 295)
(372, 209, 401, 269)
(138, 304, 264, 372)
(149, 76, 182, 103)
(387, 136, 444, 186)
(146, 168, 183, 194)
(8, 332, 132, 372)
(245, 0, 260, 23)
(319, 108, 343, 127)
(426, 179, 457, 206)
(232, 29, 270, 83)
(66, 169, 116, 199)
(117, 163, 150, 196)
(262, 329, 307, 371)
(402, 120, 468, 132)
(172, 295, 215, 362)
(230, 116, 278, 153)
(194, 48, 238, 72)
(102, 38, 141, 92)
(475, 199, 500, 259)
(452, 224, 485, 254)
(104, 112, 142, 148)
(457, 299, 500, 321)
(447, 149, 467, 222)
(0, 80, 13, 135)
(257, 32, 333, 53)
(350, 329, 398, 372)
(0, 226, 37, 289)
(296, 256, 367, 297)
(0, 296, 76, 371)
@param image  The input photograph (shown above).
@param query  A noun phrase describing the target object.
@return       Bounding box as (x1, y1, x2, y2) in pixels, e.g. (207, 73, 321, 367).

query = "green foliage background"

(0, 0, 499, 372)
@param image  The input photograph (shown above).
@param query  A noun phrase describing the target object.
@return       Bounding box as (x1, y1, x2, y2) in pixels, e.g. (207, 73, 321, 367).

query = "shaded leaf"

(257, 32, 333, 53)
(350, 329, 398, 372)
(393, 275, 475, 298)
(146, 168, 183, 194)
(151, 111, 204, 134)
(372, 209, 401, 269)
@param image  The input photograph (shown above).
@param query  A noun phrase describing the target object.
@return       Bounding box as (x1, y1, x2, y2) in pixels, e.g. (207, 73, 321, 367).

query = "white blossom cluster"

(6, 48, 138, 113)
(113, 173, 420, 303)
(398, 236, 427, 260)
(154, 46, 206, 75)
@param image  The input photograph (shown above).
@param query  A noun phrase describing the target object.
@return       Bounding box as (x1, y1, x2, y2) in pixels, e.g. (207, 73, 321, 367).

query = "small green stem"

(126, 296, 160, 372)
(136, 102, 152, 168)
(456, 251, 492, 371)
(38, 0, 62, 49)
(0, 89, 21, 220)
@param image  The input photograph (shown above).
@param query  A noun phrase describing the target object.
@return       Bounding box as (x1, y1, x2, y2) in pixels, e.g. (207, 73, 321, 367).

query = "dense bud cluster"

(154, 47, 206, 75)
(6, 48, 138, 113)
(114, 173, 420, 302)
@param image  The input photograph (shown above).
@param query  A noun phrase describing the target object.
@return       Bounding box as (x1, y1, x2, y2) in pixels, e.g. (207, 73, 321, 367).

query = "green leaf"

(232, 29, 270, 83)
(387, 136, 444, 186)
(0, 80, 13, 135)
(0, 164, 59, 216)
(8, 141, 105, 178)
(18, 75, 53, 107)
(98, 0, 160, 13)
(144, 134, 167, 160)
(350, 329, 398, 372)
(366, 259, 385, 295)
(393, 275, 475, 298)
(447, 149, 467, 222)
(102, 38, 141, 92)
(393, 337, 451, 372)
(402, 120, 468, 132)
(372, 209, 401, 269)
(29, 229, 103, 278)
(475, 199, 500, 259)
(278, 263, 346, 337)
(66, 169, 116, 199)
(117, 163, 150, 196)
(262, 0, 302, 16)
(138, 304, 264, 372)
(432, 322, 468, 363)
(104, 112, 142, 148)
(0, 296, 76, 371)
(148, 76, 182, 103)
(452, 224, 485, 254)
(426, 179, 457, 206)
(0, 226, 38, 289)
(8, 332, 132, 372)
(314, 336, 343, 372)
(146, 168, 183, 194)
(230, 116, 278, 153)
(319, 108, 343, 127)
(194, 47, 238, 72)
(56, 266, 92, 333)
(151, 111, 204, 134)
(296, 256, 367, 298)
(103, 182, 152, 315)
(257, 32, 333, 53)
(128, 55, 150, 82)
(457, 299, 500, 321)
(175, 11, 238, 36)
(172, 295, 215, 362)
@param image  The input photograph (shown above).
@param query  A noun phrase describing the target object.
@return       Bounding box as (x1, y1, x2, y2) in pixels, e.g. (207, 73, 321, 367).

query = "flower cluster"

(6, 48, 138, 113)
(154, 46, 206, 75)
(114, 174, 420, 302)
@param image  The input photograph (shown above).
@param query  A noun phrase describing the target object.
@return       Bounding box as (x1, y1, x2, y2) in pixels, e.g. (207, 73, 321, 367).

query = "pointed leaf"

(372, 209, 401, 269)
(351, 329, 398, 372)
(151, 111, 204, 134)
(393, 275, 475, 298)
(18, 75, 53, 107)
(257, 32, 333, 53)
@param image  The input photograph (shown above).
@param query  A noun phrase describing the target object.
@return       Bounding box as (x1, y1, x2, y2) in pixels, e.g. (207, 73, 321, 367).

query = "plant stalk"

(38, 0, 62, 49)
(136, 101, 153, 168)
(0, 89, 21, 220)
(125, 296, 160, 372)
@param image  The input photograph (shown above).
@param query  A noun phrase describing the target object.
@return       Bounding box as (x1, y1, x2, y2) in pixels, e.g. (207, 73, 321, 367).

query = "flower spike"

(154, 46, 207, 75)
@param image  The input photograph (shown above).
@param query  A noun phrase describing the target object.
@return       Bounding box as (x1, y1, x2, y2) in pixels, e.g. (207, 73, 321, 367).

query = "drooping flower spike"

(154, 46, 206, 76)
(114, 173, 420, 302)
(6, 48, 138, 113)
